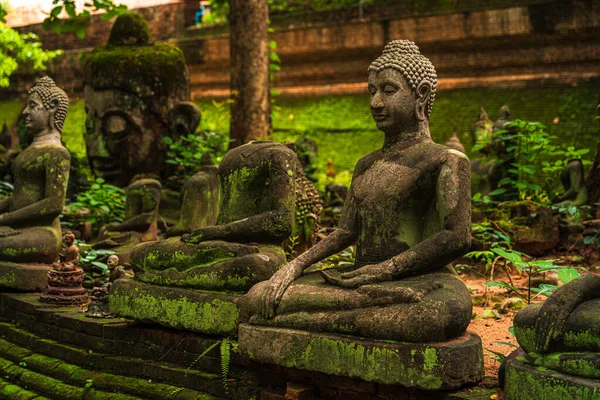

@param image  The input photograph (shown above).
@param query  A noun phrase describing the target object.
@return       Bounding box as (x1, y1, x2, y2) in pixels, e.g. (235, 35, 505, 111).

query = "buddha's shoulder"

(419, 142, 470, 164)
(354, 149, 382, 175)
(20, 143, 71, 161)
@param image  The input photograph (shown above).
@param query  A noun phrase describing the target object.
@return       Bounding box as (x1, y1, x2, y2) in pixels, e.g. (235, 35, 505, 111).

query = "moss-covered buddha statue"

(0, 77, 71, 291)
(504, 274, 600, 398)
(110, 141, 319, 336)
(238, 41, 484, 391)
(83, 12, 200, 188)
(94, 176, 162, 264)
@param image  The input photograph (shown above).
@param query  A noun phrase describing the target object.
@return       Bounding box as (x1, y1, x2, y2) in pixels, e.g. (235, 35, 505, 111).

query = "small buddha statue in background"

(40, 231, 89, 305)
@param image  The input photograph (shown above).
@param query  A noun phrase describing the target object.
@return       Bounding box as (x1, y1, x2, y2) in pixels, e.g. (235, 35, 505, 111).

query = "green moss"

(505, 359, 600, 400)
(136, 269, 251, 292)
(531, 353, 600, 379)
(85, 42, 188, 100)
(109, 284, 240, 335)
(564, 331, 600, 350)
(108, 12, 151, 46)
(138, 243, 235, 273)
(218, 163, 269, 224)
(0, 271, 16, 287)
(277, 337, 443, 389)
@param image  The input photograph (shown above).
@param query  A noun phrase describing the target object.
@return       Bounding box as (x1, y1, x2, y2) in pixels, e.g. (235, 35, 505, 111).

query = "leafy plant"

(0, 180, 12, 199)
(43, 0, 128, 39)
(184, 338, 238, 394)
(85, 379, 94, 389)
(0, 18, 62, 87)
(481, 120, 591, 202)
(77, 242, 114, 288)
(220, 338, 238, 394)
(485, 248, 582, 304)
(163, 131, 228, 180)
(65, 178, 126, 229)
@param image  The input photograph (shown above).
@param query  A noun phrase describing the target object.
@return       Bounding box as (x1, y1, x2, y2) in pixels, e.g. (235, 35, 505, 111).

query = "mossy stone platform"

(238, 324, 484, 391)
(0, 261, 51, 291)
(505, 358, 600, 400)
(110, 279, 241, 336)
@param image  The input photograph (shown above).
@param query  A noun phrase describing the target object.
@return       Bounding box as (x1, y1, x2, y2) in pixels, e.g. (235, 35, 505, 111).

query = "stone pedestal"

(238, 324, 484, 391)
(0, 261, 52, 292)
(505, 358, 600, 400)
(39, 269, 89, 305)
(109, 279, 241, 336)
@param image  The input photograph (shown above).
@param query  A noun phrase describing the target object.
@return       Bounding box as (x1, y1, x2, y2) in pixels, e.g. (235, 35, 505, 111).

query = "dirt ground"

(461, 273, 529, 379)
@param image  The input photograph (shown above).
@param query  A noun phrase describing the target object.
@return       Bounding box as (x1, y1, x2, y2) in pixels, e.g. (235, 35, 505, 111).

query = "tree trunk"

(586, 94, 600, 216)
(229, 0, 270, 148)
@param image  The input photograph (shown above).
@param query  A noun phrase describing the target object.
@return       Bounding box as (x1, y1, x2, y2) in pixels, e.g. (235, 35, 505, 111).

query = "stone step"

(0, 293, 250, 378)
(0, 323, 231, 399)
(0, 375, 49, 399)
(0, 337, 221, 399)
(0, 356, 142, 399)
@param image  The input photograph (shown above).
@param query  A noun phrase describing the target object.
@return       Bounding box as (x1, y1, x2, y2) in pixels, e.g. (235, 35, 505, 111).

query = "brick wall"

(3, 0, 600, 99)
(179, 0, 600, 98)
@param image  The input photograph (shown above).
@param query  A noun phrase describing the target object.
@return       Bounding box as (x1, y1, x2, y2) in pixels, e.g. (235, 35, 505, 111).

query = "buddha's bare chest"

(14, 151, 49, 180)
(353, 161, 436, 208)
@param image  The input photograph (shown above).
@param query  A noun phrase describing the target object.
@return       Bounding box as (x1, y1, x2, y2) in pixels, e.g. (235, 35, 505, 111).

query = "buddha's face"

(107, 256, 118, 269)
(64, 235, 74, 247)
(84, 86, 199, 187)
(368, 69, 418, 135)
(84, 86, 168, 186)
(23, 93, 50, 134)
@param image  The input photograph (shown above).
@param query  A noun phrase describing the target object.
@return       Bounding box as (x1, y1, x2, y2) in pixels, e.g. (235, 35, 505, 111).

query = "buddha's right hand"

(260, 262, 298, 319)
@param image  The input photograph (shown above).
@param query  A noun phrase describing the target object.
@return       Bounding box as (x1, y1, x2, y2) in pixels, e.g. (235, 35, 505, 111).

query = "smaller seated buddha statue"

(0, 77, 72, 291)
(94, 176, 161, 264)
(504, 274, 600, 397)
(165, 153, 219, 238)
(238, 42, 483, 390)
(86, 255, 122, 318)
(553, 158, 589, 207)
(110, 140, 314, 335)
(40, 231, 89, 305)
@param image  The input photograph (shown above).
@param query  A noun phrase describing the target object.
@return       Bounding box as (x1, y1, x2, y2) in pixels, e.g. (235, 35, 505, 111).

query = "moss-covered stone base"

(505, 358, 600, 400)
(238, 324, 484, 390)
(0, 262, 51, 292)
(109, 279, 240, 336)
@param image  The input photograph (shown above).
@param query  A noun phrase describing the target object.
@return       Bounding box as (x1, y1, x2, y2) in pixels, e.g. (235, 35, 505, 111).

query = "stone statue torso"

(11, 143, 69, 229)
(348, 141, 447, 266)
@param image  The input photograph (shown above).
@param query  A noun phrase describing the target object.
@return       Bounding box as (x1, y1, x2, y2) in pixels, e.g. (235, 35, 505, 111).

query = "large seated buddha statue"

(0, 77, 71, 291)
(238, 41, 484, 391)
(110, 141, 310, 336)
(504, 274, 600, 399)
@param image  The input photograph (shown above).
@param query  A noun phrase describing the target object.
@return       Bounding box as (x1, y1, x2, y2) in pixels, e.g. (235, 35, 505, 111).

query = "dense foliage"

(0, 3, 62, 87)
(43, 0, 127, 39)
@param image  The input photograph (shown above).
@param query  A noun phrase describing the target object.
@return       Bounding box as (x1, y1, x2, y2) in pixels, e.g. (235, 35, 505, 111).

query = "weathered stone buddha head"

(23, 76, 69, 136)
(367, 40, 437, 135)
(83, 13, 200, 186)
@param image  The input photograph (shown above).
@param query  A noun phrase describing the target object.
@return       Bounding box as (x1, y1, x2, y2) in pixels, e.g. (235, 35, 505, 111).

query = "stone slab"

(109, 279, 241, 336)
(238, 324, 484, 390)
(0, 262, 51, 292)
(505, 358, 600, 400)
